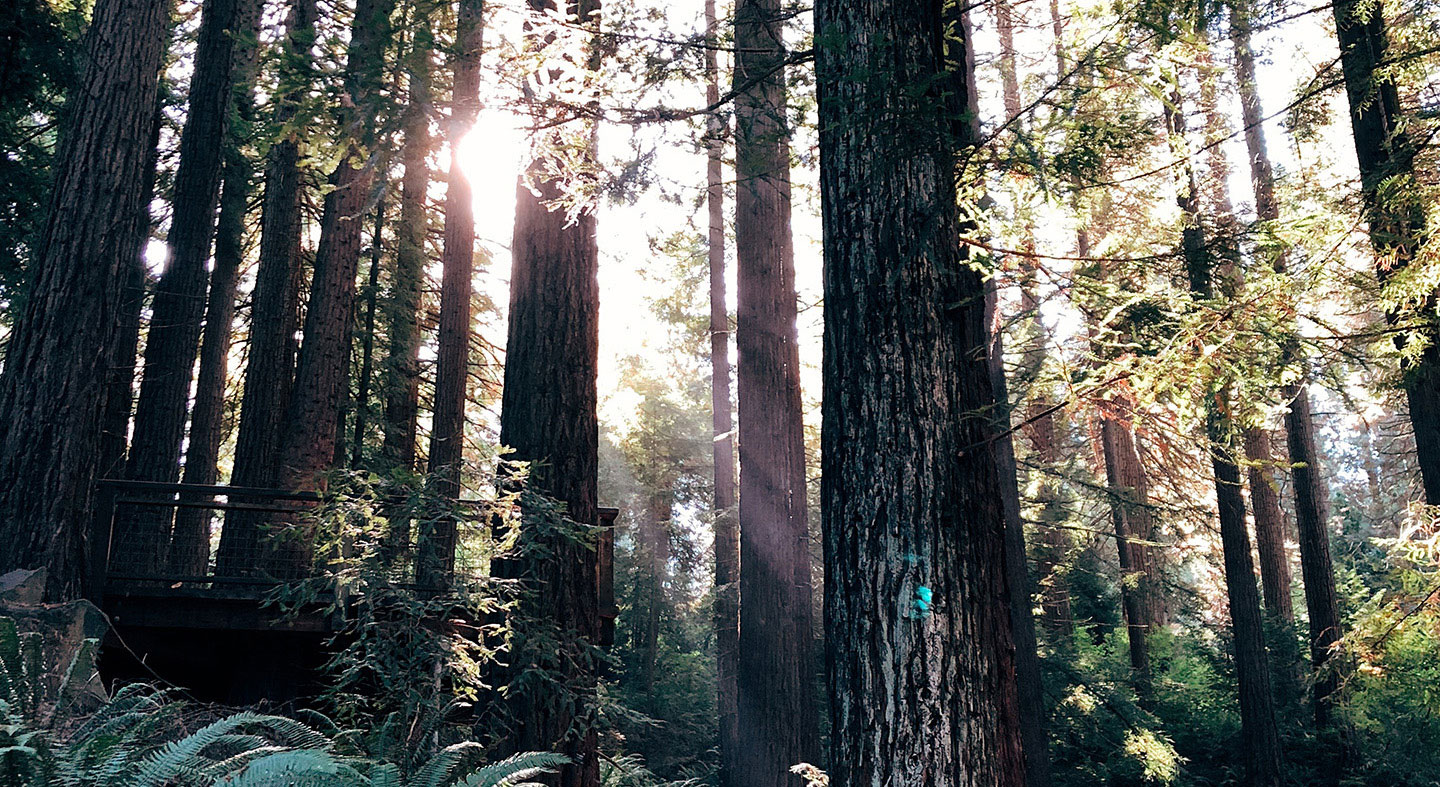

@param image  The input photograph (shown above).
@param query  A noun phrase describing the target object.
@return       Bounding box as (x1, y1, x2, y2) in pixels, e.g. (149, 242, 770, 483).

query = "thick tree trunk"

(493, 3, 601, 785)
(1168, 92, 1284, 786)
(1244, 429, 1294, 623)
(1233, 6, 1343, 726)
(216, 0, 319, 576)
(119, 0, 259, 575)
(171, 1, 265, 575)
(704, 0, 740, 781)
(269, 0, 395, 577)
(420, 0, 480, 586)
(816, 0, 1025, 782)
(98, 109, 163, 485)
(731, 0, 818, 782)
(383, 36, 431, 473)
(1330, 0, 1439, 501)
(0, 0, 168, 600)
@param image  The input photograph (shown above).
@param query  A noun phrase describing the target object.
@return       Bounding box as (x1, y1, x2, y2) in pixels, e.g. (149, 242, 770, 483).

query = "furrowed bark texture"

(172, 1, 265, 575)
(494, 2, 601, 784)
(1233, 4, 1342, 723)
(217, 0, 319, 575)
(704, 0, 740, 780)
(353, 205, 385, 469)
(270, 0, 395, 576)
(1244, 429, 1294, 623)
(119, 0, 257, 575)
(816, 0, 1026, 782)
(1330, 0, 1439, 502)
(420, 0, 481, 586)
(383, 34, 432, 473)
(732, 0, 818, 781)
(1168, 94, 1283, 787)
(0, 0, 167, 600)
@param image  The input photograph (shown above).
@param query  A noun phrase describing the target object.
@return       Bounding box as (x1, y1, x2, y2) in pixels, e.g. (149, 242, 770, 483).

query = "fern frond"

(456, 751, 569, 787)
(408, 741, 486, 787)
(212, 748, 363, 787)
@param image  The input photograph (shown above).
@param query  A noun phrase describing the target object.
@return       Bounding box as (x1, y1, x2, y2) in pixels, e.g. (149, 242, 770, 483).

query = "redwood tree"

(119, 0, 260, 574)
(816, 0, 1026, 781)
(704, 0, 740, 781)
(732, 0, 818, 781)
(0, 0, 168, 600)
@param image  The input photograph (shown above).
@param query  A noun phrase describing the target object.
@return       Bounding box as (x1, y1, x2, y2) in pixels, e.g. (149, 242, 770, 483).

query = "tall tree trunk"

(1231, 10, 1343, 725)
(1167, 90, 1284, 787)
(704, 0, 740, 780)
(269, 0, 396, 577)
(419, 0, 480, 588)
(987, 281, 1052, 787)
(640, 492, 670, 697)
(816, 0, 1025, 782)
(1330, 0, 1438, 501)
(1097, 400, 1156, 692)
(216, 0, 319, 576)
(352, 204, 385, 469)
(0, 0, 168, 600)
(494, 3, 602, 785)
(987, 3, 1052, 782)
(732, 0, 818, 782)
(171, 1, 266, 575)
(383, 31, 432, 473)
(98, 109, 164, 485)
(119, 0, 259, 575)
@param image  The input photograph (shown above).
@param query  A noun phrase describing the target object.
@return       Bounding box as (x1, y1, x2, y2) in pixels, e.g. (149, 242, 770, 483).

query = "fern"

(408, 741, 487, 787)
(455, 751, 569, 787)
(213, 748, 364, 787)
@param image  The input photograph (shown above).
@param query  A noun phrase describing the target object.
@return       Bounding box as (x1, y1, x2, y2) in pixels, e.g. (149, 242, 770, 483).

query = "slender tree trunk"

(816, 0, 1025, 781)
(987, 280, 1052, 787)
(997, 0, 1073, 644)
(640, 492, 670, 697)
(352, 204, 385, 469)
(1167, 90, 1284, 787)
(171, 1, 266, 575)
(383, 33, 432, 473)
(0, 0, 168, 600)
(493, 3, 602, 783)
(269, 0, 396, 577)
(119, 0, 260, 575)
(732, 0, 818, 781)
(216, 0, 319, 576)
(704, 0, 740, 781)
(1330, 0, 1438, 501)
(1232, 9, 1343, 726)
(1097, 403, 1155, 692)
(987, 4, 1052, 781)
(419, 0, 481, 588)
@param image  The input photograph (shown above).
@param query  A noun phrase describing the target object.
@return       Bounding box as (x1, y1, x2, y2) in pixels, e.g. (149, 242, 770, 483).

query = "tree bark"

(120, 0, 258, 575)
(216, 0, 319, 576)
(1097, 402, 1157, 691)
(1244, 429, 1294, 623)
(269, 0, 395, 577)
(171, 0, 265, 575)
(493, 3, 602, 785)
(1167, 90, 1284, 787)
(816, 0, 1026, 781)
(1232, 7, 1342, 725)
(704, 0, 740, 781)
(383, 32, 432, 474)
(420, 0, 481, 586)
(352, 204, 385, 469)
(731, 0, 819, 782)
(0, 0, 168, 600)
(640, 492, 670, 697)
